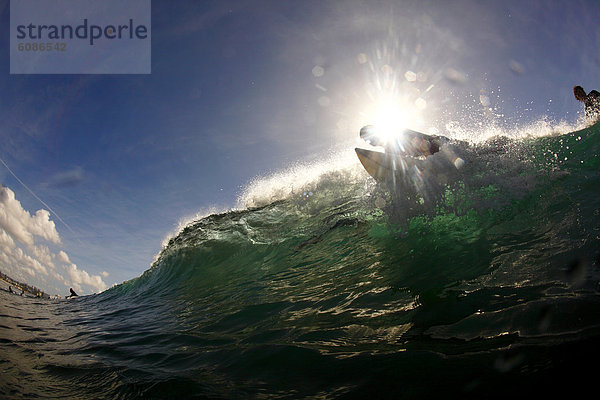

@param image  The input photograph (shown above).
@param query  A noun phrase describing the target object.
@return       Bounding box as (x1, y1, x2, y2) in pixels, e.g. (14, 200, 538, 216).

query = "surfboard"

(355, 147, 425, 182)
(356, 126, 448, 182)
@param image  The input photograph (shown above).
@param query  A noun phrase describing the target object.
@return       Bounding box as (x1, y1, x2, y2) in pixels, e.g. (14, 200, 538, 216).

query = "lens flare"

(370, 98, 421, 145)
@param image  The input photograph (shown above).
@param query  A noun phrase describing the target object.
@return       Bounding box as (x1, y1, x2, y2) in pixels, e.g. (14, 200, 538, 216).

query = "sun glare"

(365, 96, 424, 145)
(347, 47, 433, 144)
(374, 102, 408, 143)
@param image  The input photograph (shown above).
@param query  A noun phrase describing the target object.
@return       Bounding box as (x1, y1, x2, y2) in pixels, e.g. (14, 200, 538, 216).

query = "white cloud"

(11, 246, 48, 276)
(0, 184, 107, 294)
(0, 184, 61, 245)
(29, 244, 55, 270)
(66, 264, 107, 293)
(56, 250, 70, 264)
(0, 229, 15, 248)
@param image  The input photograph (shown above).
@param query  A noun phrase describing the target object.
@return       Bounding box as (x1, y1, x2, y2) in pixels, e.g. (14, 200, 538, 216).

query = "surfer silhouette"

(66, 288, 78, 298)
(573, 85, 600, 121)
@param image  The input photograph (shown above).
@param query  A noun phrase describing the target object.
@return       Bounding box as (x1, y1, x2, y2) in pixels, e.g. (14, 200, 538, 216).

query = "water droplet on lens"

(312, 65, 324, 77)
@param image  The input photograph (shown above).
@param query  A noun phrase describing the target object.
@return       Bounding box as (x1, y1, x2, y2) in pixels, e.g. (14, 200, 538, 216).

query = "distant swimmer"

(8, 286, 14, 294)
(573, 85, 600, 121)
(66, 288, 78, 298)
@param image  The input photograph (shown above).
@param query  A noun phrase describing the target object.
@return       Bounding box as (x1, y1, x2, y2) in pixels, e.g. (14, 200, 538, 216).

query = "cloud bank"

(0, 184, 107, 295)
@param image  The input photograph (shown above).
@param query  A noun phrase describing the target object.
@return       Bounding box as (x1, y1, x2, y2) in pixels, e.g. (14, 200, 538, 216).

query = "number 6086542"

(17, 42, 66, 51)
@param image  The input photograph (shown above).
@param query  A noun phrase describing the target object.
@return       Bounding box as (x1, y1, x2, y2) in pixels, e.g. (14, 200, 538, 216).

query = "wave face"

(2, 124, 600, 399)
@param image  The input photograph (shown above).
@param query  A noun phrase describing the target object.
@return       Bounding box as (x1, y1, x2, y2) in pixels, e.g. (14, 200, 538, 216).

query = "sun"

(362, 95, 424, 145)
(373, 102, 410, 144)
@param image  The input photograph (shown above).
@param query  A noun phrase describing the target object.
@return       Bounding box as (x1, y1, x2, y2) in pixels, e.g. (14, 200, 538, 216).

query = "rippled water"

(2, 124, 600, 399)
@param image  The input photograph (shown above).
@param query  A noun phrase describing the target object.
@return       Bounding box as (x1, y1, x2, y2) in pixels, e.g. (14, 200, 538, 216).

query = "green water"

(1, 124, 599, 398)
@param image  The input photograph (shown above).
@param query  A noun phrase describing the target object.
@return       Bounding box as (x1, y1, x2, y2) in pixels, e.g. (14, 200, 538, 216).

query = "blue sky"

(0, 0, 599, 295)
